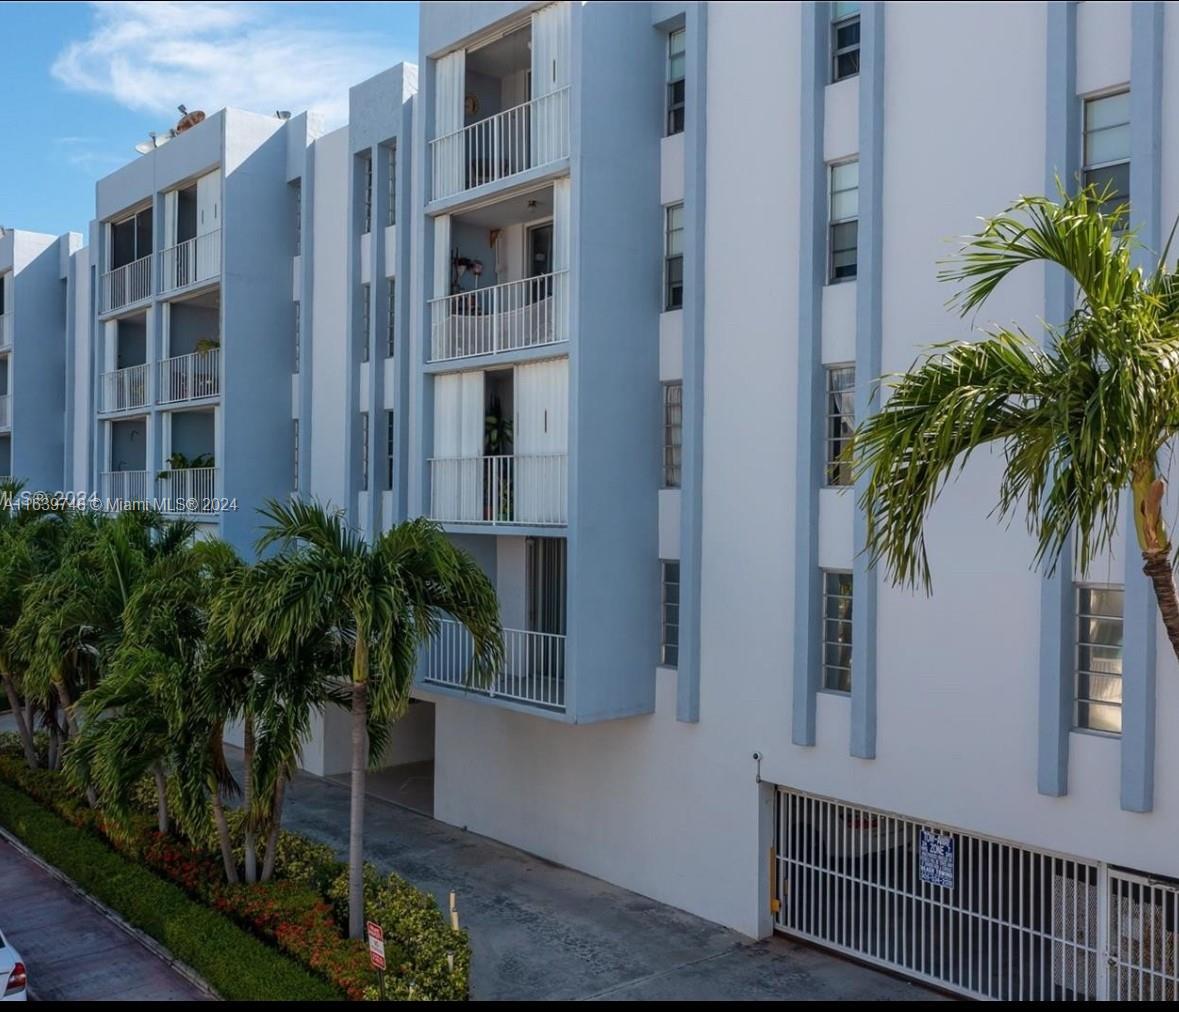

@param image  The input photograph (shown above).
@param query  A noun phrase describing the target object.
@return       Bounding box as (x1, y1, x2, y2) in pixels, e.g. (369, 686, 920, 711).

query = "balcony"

(158, 349, 220, 405)
(429, 453, 567, 526)
(430, 270, 568, 363)
(431, 88, 571, 202)
(0, 313, 10, 350)
(0, 395, 9, 430)
(100, 364, 150, 414)
(159, 229, 221, 296)
(100, 469, 152, 506)
(423, 619, 566, 711)
(157, 467, 218, 515)
(100, 254, 153, 314)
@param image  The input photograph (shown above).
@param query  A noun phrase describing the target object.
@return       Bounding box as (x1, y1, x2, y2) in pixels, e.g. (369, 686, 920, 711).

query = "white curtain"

(515, 359, 568, 523)
(530, 3, 571, 166)
(552, 177, 571, 342)
(433, 49, 466, 197)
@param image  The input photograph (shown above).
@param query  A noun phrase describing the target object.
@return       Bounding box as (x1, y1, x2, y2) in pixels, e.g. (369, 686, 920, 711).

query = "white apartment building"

(6, 0, 1177, 1000)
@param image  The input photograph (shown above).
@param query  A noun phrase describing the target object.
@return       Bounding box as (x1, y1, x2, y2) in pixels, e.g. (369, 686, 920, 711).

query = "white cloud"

(52, 1, 411, 128)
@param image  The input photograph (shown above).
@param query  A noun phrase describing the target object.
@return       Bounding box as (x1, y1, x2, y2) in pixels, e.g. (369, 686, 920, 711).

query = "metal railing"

(159, 229, 221, 294)
(424, 619, 566, 710)
(158, 349, 220, 405)
(100, 470, 152, 506)
(99, 363, 151, 413)
(429, 453, 567, 525)
(431, 87, 571, 200)
(0, 313, 11, 350)
(0, 394, 9, 429)
(430, 270, 568, 362)
(100, 254, 153, 313)
(157, 467, 218, 514)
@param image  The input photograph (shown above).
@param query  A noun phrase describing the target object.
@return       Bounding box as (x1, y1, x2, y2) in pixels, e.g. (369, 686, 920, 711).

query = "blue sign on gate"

(918, 828, 955, 889)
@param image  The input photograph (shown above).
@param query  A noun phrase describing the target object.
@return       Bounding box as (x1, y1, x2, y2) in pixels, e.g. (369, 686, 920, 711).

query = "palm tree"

(233, 500, 503, 938)
(853, 187, 1179, 662)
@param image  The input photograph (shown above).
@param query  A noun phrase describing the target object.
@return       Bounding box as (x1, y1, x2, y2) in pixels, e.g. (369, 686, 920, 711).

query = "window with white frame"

(831, 2, 861, 83)
(829, 160, 859, 281)
(293, 301, 301, 374)
(386, 143, 397, 227)
(292, 419, 299, 492)
(667, 28, 686, 136)
(386, 279, 396, 358)
(664, 203, 684, 311)
(825, 365, 855, 486)
(1083, 91, 1130, 221)
(663, 381, 683, 488)
(385, 411, 395, 492)
(661, 560, 680, 667)
(361, 152, 373, 234)
(360, 284, 370, 363)
(1075, 584, 1124, 734)
(822, 570, 853, 692)
(360, 412, 369, 492)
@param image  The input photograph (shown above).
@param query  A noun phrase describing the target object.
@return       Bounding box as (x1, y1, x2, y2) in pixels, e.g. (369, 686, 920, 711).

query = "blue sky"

(1, 2, 419, 237)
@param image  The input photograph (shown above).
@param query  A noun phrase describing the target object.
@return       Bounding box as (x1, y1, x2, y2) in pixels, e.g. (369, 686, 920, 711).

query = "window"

(386, 279, 396, 358)
(829, 160, 859, 282)
(825, 365, 855, 486)
(361, 152, 373, 233)
(293, 301, 301, 374)
(292, 179, 302, 256)
(664, 203, 684, 311)
(360, 284, 370, 363)
(360, 412, 369, 492)
(386, 144, 397, 227)
(1075, 584, 1124, 734)
(822, 570, 853, 693)
(292, 419, 299, 492)
(385, 411, 395, 492)
(1083, 91, 1130, 221)
(667, 28, 686, 136)
(661, 560, 680, 667)
(663, 381, 683, 488)
(832, 2, 861, 82)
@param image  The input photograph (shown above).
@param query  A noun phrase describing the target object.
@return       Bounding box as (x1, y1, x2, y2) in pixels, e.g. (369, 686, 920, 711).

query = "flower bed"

(0, 746, 470, 1001)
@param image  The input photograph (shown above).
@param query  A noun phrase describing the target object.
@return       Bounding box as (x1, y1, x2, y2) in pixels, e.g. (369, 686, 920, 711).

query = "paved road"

(0, 837, 207, 1001)
(258, 755, 937, 1002)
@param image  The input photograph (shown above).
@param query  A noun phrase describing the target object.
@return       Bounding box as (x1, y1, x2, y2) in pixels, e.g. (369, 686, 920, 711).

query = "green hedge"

(0, 782, 341, 1002)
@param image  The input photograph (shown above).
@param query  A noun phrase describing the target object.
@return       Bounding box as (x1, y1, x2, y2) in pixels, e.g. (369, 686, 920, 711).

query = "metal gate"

(773, 787, 1101, 1000)
(1107, 869, 1179, 1000)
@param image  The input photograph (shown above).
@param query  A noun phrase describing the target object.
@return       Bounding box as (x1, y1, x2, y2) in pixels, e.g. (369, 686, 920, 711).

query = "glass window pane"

(1085, 123, 1131, 166)
(1085, 92, 1130, 132)
(836, 20, 861, 49)
(824, 665, 852, 693)
(1084, 163, 1130, 214)
(833, 1, 861, 18)
(835, 50, 860, 80)
(1077, 701, 1122, 735)
(1080, 586, 1124, 619)
(831, 188, 859, 222)
(1077, 671, 1123, 704)
(832, 160, 859, 192)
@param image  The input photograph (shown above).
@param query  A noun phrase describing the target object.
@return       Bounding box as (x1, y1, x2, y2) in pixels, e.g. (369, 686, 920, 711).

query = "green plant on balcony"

(158, 452, 215, 479)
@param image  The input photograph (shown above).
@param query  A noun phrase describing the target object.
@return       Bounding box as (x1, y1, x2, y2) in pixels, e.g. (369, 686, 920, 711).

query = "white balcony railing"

(158, 467, 218, 514)
(0, 313, 11, 350)
(100, 363, 151, 414)
(429, 453, 567, 526)
(431, 87, 571, 201)
(159, 229, 221, 294)
(424, 619, 566, 711)
(158, 349, 220, 405)
(430, 270, 569, 362)
(0, 395, 9, 429)
(100, 470, 152, 506)
(100, 254, 153, 313)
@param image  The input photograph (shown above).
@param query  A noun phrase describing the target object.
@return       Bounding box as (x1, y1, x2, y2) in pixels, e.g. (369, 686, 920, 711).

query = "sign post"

(367, 920, 387, 1000)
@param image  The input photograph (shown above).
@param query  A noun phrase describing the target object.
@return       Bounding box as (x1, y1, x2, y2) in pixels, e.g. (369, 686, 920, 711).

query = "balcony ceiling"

(458, 185, 553, 228)
(467, 25, 530, 78)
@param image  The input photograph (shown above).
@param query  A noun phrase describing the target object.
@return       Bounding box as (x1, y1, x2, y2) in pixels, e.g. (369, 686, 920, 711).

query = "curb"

(0, 826, 221, 1001)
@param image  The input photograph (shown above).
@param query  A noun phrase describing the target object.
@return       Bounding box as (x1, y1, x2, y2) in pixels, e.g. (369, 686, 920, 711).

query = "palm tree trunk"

(260, 775, 287, 883)
(2, 672, 37, 769)
(153, 761, 169, 834)
(1143, 548, 1179, 664)
(243, 715, 257, 884)
(348, 678, 368, 940)
(56, 678, 97, 807)
(47, 725, 60, 772)
(210, 779, 239, 885)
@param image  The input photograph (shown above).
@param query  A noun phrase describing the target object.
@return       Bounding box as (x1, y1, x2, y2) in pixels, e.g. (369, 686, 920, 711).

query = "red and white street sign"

(366, 921, 386, 971)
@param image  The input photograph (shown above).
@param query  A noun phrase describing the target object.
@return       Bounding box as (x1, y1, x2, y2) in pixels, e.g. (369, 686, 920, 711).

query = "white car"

(0, 929, 26, 1002)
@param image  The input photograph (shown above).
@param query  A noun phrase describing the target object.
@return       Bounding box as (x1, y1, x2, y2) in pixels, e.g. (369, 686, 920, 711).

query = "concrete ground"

(329, 759, 435, 817)
(0, 837, 207, 1001)
(266, 758, 939, 1001)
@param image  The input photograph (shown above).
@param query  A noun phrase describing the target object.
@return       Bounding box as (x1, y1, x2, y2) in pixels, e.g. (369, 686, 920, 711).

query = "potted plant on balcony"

(192, 338, 220, 398)
(483, 397, 513, 522)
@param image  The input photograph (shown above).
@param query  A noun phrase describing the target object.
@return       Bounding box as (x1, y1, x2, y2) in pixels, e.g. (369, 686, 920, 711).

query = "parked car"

(0, 929, 26, 1002)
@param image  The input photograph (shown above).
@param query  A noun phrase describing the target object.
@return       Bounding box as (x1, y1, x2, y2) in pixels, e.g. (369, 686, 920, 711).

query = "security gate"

(772, 787, 1138, 1000)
